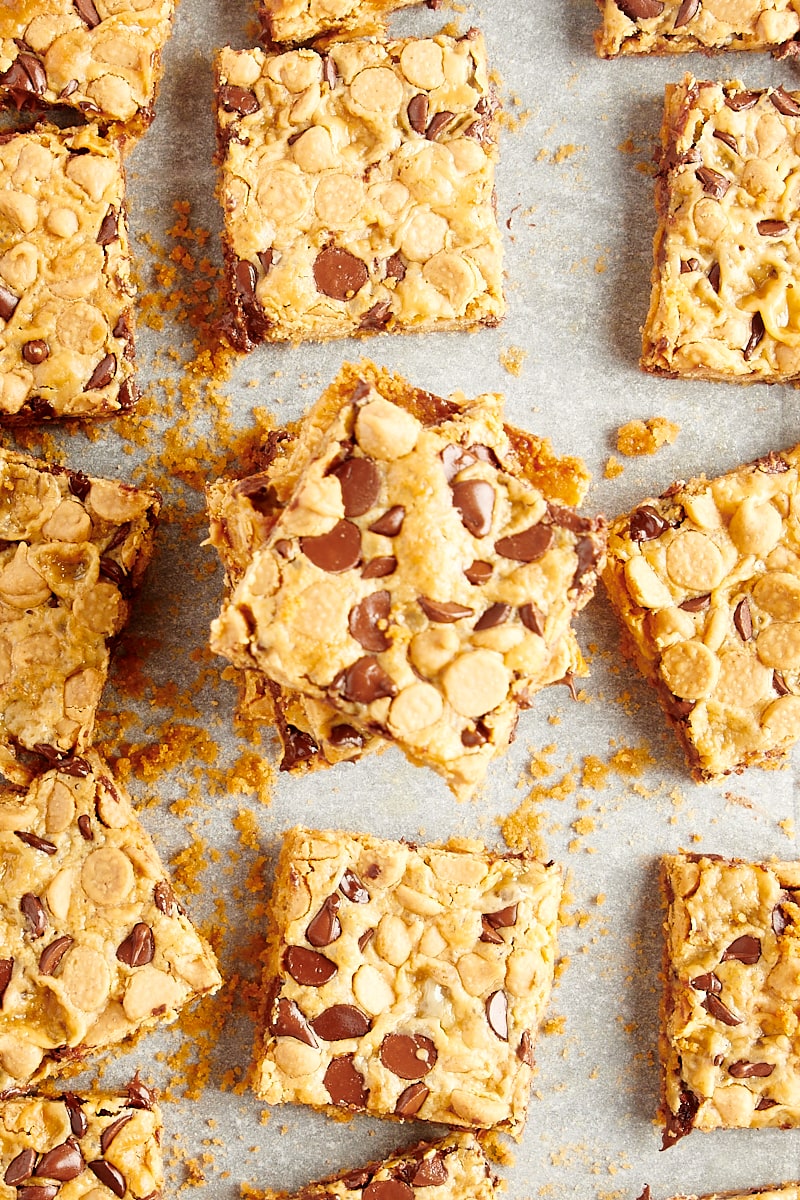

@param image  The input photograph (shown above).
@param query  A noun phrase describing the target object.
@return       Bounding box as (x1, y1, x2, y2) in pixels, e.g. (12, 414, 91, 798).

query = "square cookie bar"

(242, 1132, 497, 1200)
(255, 827, 562, 1137)
(0, 1086, 163, 1200)
(214, 33, 503, 350)
(0, 751, 222, 1089)
(661, 853, 800, 1147)
(258, 0, 420, 48)
(0, 1, 176, 130)
(210, 363, 606, 798)
(603, 445, 800, 781)
(0, 124, 136, 422)
(207, 365, 592, 776)
(596, 1, 800, 58)
(642, 77, 800, 384)
(0, 445, 159, 785)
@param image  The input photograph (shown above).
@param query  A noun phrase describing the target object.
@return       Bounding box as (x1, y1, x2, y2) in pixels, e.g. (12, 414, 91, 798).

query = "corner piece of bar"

(596, 0, 800, 58)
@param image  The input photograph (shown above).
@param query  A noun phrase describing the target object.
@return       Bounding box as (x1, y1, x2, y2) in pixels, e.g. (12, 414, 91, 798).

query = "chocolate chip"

(284, 946, 337, 986)
(20, 892, 46, 938)
(441, 442, 496, 482)
(68, 471, 91, 501)
(755, 1097, 777, 1110)
(76, 814, 93, 841)
(328, 725, 365, 753)
(259, 249, 275, 274)
(614, 0, 664, 16)
(728, 1060, 773, 1078)
(64, 1094, 87, 1137)
(1, 53, 47, 101)
(385, 253, 406, 282)
(331, 457, 380, 517)
(674, 0, 699, 25)
(322, 55, 338, 89)
(100, 1114, 133, 1154)
(306, 894, 342, 947)
(721, 934, 761, 964)
(313, 247, 368, 300)
(479, 917, 503, 944)
(369, 507, 405, 536)
(117, 922, 155, 967)
(323, 1055, 368, 1108)
(379, 1033, 437, 1079)
(702, 993, 741, 1026)
(280, 726, 318, 771)
(220, 84, 259, 115)
(154, 880, 177, 916)
(269, 995, 318, 1047)
(774, 671, 790, 697)
(743, 312, 765, 361)
(394, 1081, 429, 1117)
(712, 130, 737, 154)
(349, 590, 392, 651)
(770, 87, 800, 116)
(517, 1030, 535, 1066)
(474, 603, 510, 631)
(22, 339, 48, 364)
(97, 208, 118, 246)
(452, 479, 494, 537)
(364, 1182, 413, 1200)
(426, 111, 454, 140)
(127, 1074, 156, 1111)
(573, 535, 601, 588)
(725, 91, 759, 111)
(358, 928, 375, 952)
(0, 284, 19, 322)
(56, 755, 91, 778)
(333, 656, 397, 703)
(301, 520, 361, 573)
(707, 262, 721, 294)
(465, 560, 492, 585)
(339, 869, 369, 903)
(630, 505, 669, 541)
(89, 1161, 126, 1198)
(520, 603, 544, 635)
(234, 259, 257, 303)
(418, 597, 473, 622)
(39, 935, 73, 976)
(5, 1149, 37, 1186)
(14, 831, 57, 854)
(679, 594, 710, 612)
(74, 0, 102, 26)
(407, 94, 429, 133)
(311, 1004, 371, 1040)
(681, 258, 700, 273)
(772, 904, 788, 935)
(38, 1139, 84, 1181)
(18, 1187, 58, 1200)
(695, 166, 730, 198)
(84, 354, 117, 391)
(485, 989, 508, 1040)
(757, 219, 789, 237)
(359, 301, 392, 330)
(733, 598, 753, 642)
(362, 556, 397, 578)
(495, 524, 553, 562)
(342, 1171, 371, 1189)
(484, 902, 518, 929)
(661, 1087, 700, 1149)
(412, 1155, 448, 1187)
(690, 972, 721, 993)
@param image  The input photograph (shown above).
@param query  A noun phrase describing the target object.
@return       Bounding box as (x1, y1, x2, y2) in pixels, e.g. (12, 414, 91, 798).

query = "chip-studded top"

(596, 0, 800, 57)
(258, 0, 420, 49)
(0, 0, 176, 130)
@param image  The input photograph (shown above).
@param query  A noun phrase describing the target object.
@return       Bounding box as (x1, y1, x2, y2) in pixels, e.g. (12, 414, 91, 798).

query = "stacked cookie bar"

(209, 362, 606, 797)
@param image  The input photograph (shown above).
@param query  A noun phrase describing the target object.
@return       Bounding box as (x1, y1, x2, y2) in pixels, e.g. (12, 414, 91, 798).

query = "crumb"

(616, 417, 679, 457)
(604, 455, 624, 479)
(499, 346, 528, 376)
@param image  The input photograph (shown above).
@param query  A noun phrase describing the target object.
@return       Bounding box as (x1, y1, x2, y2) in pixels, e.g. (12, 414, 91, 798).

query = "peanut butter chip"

(752, 572, 800, 620)
(665, 531, 726, 591)
(757, 622, 800, 670)
(761, 694, 800, 740)
(355, 398, 421, 460)
(660, 639, 720, 700)
(350, 67, 404, 113)
(80, 847, 134, 905)
(729, 498, 783, 556)
(624, 556, 672, 609)
(59, 944, 110, 1011)
(44, 780, 75, 833)
(313, 248, 368, 300)
(442, 649, 510, 717)
(380, 1032, 438, 1078)
(713, 651, 773, 707)
(388, 682, 443, 733)
(122, 966, 185, 1021)
(399, 41, 445, 89)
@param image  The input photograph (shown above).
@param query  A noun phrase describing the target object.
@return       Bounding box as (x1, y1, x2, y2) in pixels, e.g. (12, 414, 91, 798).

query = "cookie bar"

(0, 445, 159, 785)
(0, 1085, 163, 1200)
(0, 1, 176, 130)
(258, 0, 420, 48)
(661, 853, 800, 1147)
(0, 750, 222, 1088)
(210, 363, 606, 798)
(596, 1, 800, 58)
(242, 1132, 497, 1200)
(642, 77, 800, 384)
(603, 444, 800, 781)
(668, 1192, 800, 1200)
(207, 367, 591, 776)
(214, 34, 503, 350)
(0, 124, 137, 422)
(255, 826, 561, 1136)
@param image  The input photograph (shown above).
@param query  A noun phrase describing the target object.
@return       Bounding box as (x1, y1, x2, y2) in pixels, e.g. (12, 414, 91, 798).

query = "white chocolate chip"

(59, 945, 111, 1012)
(292, 126, 337, 173)
(683, 491, 722, 530)
(410, 626, 459, 675)
(375, 913, 413, 966)
(648, 607, 697, 649)
(713, 650, 773, 708)
(81, 847, 135, 905)
(389, 683, 443, 735)
(442, 649, 510, 717)
(394, 884, 444, 916)
(122, 967, 185, 1021)
(659, 639, 720, 700)
(400, 208, 448, 262)
(349, 67, 404, 113)
(457, 952, 504, 996)
(65, 154, 117, 202)
(44, 779, 75, 834)
(762, 693, 800, 741)
(353, 963, 395, 1015)
(46, 868, 76, 923)
(355, 397, 421, 460)
(45, 207, 79, 238)
(665, 531, 726, 591)
(272, 1040, 323, 1076)
(450, 1090, 508, 1128)
(400, 41, 445, 90)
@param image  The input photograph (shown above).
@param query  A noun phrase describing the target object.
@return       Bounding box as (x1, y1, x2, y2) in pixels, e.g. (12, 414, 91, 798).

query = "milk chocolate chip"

(220, 84, 259, 115)
(323, 1055, 368, 1108)
(313, 248, 368, 300)
(311, 1004, 371, 1040)
(364, 1183, 413, 1200)
(369, 506, 405, 536)
(332, 457, 381, 517)
(629, 506, 668, 542)
(0, 957, 12, 1005)
(301, 520, 361, 572)
(270, 996, 318, 1047)
(4, 1149, 36, 1186)
(284, 946, 337, 986)
(339, 869, 369, 903)
(721, 934, 760, 964)
(495, 524, 553, 562)
(37, 1140, 84, 1182)
(89, 1161, 126, 1198)
(452, 480, 494, 537)
(20, 892, 46, 938)
(38, 935, 73, 976)
(614, 0, 664, 16)
(412, 1155, 448, 1186)
(728, 1060, 774, 1078)
(474, 603, 510, 631)
(418, 597, 473, 622)
(334, 656, 397, 703)
(394, 1082, 429, 1117)
(116, 922, 155, 967)
(74, 0, 102, 27)
(379, 1033, 437, 1079)
(306, 894, 342, 947)
(349, 591, 392, 651)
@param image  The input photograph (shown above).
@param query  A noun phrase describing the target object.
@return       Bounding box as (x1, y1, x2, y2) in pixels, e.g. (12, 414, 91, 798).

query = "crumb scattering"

(616, 417, 679, 457)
